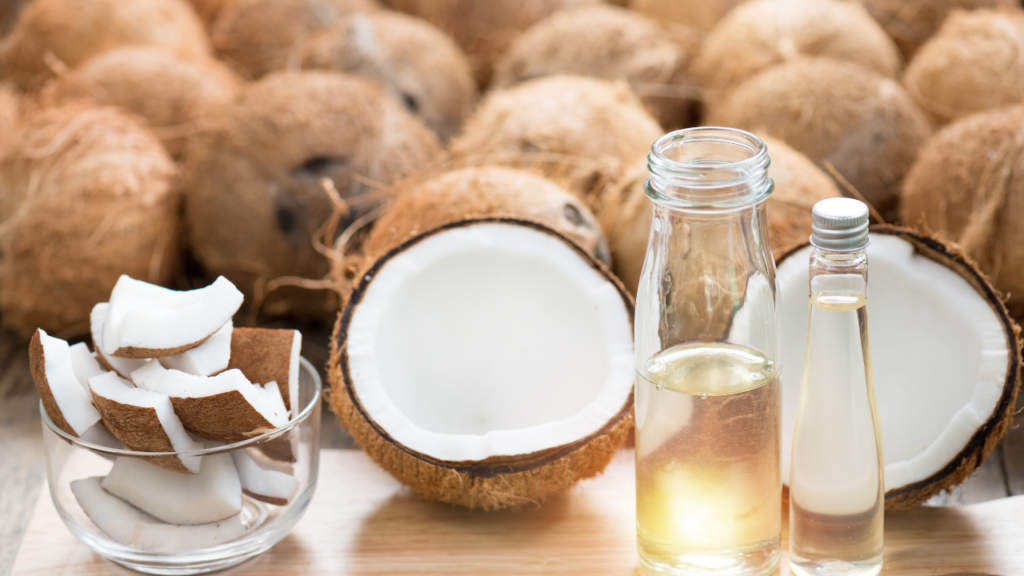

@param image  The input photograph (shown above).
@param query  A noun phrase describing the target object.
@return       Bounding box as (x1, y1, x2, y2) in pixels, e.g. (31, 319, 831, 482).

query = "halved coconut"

(71, 477, 248, 553)
(102, 454, 242, 525)
(330, 218, 634, 510)
(773, 227, 1020, 510)
(160, 321, 233, 377)
(88, 371, 204, 474)
(68, 343, 105, 395)
(227, 327, 301, 415)
(91, 303, 148, 379)
(29, 330, 102, 437)
(131, 361, 289, 442)
(232, 449, 299, 505)
(101, 275, 243, 359)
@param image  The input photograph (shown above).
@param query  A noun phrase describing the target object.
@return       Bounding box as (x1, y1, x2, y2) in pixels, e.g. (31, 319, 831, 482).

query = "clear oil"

(789, 289, 883, 576)
(635, 343, 780, 576)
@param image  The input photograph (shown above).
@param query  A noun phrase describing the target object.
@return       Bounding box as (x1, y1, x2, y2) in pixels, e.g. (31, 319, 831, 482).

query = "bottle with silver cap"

(789, 198, 883, 576)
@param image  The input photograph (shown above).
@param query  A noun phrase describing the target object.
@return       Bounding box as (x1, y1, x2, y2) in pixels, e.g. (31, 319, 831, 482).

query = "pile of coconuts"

(0, 0, 1021, 514)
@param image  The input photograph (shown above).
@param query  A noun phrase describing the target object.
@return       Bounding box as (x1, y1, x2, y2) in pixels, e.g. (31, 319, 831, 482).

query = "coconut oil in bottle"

(789, 199, 883, 576)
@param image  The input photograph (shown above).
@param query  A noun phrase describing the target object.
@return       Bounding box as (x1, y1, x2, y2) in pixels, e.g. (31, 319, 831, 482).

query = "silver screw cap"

(810, 198, 870, 251)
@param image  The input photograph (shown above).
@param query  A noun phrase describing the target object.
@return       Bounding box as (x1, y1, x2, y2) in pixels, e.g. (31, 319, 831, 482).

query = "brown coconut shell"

(167, 388, 281, 443)
(0, 0, 210, 90)
(707, 58, 933, 223)
(777, 226, 1022, 511)
(379, 0, 598, 87)
(900, 104, 1024, 319)
(297, 11, 475, 142)
(211, 0, 377, 80)
(492, 5, 697, 130)
(694, 0, 901, 94)
(861, 0, 1017, 58)
(43, 47, 242, 159)
(903, 8, 1024, 125)
(0, 104, 180, 339)
(330, 217, 634, 510)
(28, 330, 79, 437)
(183, 71, 442, 319)
(629, 0, 747, 33)
(449, 75, 664, 206)
(227, 327, 299, 410)
(90, 386, 196, 474)
(109, 333, 214, 360)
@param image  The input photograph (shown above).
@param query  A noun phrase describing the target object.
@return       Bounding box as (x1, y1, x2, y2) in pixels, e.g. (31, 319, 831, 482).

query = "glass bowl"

(41, 357, 322, 575)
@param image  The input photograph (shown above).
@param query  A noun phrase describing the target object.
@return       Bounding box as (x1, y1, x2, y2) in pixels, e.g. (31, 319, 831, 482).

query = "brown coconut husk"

(90, 387, 196, 474)
(43, 47, 242, 160)
(694, 0, 901, 95)
(183, 71, 442, 320)
(0, 103, 180, 339)
(296, 11, 475, 142)
(0, 83, 22, 153)
(629, 0, 747, 33)
(211, 0, 377, 80)
(861, 0, 1017, 58)
(707, 58, 932, 223)
(903, 8, 1024, 125)
(0, 0, 210, 90)
(380, 0, 598, 87)
(449, 75, 664, 207)
(186, 0, 234, 27)
(227, 327, 299, 410)
(330, 217, 634, 510)
(492, 5, 698, 130)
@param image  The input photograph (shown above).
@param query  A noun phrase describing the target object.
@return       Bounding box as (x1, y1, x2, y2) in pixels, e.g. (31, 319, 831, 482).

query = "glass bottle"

(634, 128, 781, 576)
(789, 198, 883, 576)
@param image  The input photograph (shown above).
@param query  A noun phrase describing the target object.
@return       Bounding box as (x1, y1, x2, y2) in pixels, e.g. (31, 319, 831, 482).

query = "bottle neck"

(809, 247, 868, 296)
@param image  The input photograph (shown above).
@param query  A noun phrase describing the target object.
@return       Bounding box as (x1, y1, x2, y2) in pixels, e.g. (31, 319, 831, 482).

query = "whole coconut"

(184, 71, 442, 317)
(0, 84, 21, 152)
(707, 58, 932, 222)
(449, 75, 664, 205)
(379, 0, 597, 86)
(0, 104, 180, 338)
(297, 11, 475, 142)
(629, 0, 747, 33)
(211, 0, 376, 79)
(186, 0, 233, 27)
(0, 0, 210, 90)
(600, 136, 841, 294)
(695, 0, 901, 94)
(492, 5, 697, 130)
(44, 47, 242, 159)
(861, 0, 1017, 57)
(900, 105, 1024, 318)
(903, 8, 1024, 125)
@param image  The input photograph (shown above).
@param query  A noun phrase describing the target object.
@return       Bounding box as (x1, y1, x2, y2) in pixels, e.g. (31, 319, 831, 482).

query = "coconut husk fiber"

(707, 58, 932, 223)
(296, 11, 475, 142)
(903, 8, 1024, 126)
(695, 0, 901, 95)
(211, 0, 377, 80)
(183, 71, 442, 320)
(900, 104, 1024, 320)
(0, 84, 22, 153)
(379, 0, 598, 87)
(629, 0, 748, 33)
(43, 47, 242, 159)
(449, 75, 664, 207)
(861, 0, 1017, 58)
(0, 0, 210, 91)
(492, 5, 697, 130)
(0, 103, 180, 339)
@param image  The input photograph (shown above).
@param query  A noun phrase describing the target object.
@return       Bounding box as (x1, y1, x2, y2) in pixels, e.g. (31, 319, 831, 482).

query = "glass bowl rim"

(40, 356, 322, 458)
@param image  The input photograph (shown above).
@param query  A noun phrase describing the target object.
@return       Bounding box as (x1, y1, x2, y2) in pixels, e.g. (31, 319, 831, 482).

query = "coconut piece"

(694, 0, 900, 94)
(160, 321, 233, 377)
(232, 449, 299, 505)
(297, 11, 475, 142)
(0, 104, 179, 339)
(131, 361, 289, 442)
(102, 454, 242, 525)
(331, 218, 634, 509)
(862, 0, 1017, 58)
(227, 327, 301, 415)
(0, 0, 210, 90)
(707, 58, 932, 222)
(629, 0, 747, 33)
(89, 371, 204, 474)
(449, 75, 663, 204)
(903, 9, 1024, 125)
(29, 330, 102, 437)
(68, 343, 105, 395)
(91, 303, 149, 379)
(78, 421, 125, 451)
(101, 275, 243, 359)
(71, 477, 248, 552)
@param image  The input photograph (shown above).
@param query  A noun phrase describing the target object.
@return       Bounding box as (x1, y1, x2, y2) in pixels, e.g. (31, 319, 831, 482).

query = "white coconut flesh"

(102, 454, 242, 525)
(71, 477, 248, 553)
(102, 275, 244, 358)
(345, 222, 634, 463)
(35, 330, 102, 436)
(232, 449, 298, 505)
(69, 343, 106, 395)
(776, 234, 1011, 494)
(159, 320, 234, 377)
(91, 303, 149, 378)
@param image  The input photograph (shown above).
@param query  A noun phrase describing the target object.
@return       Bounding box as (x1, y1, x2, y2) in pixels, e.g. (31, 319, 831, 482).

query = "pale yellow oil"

(635, 343, 780, 576)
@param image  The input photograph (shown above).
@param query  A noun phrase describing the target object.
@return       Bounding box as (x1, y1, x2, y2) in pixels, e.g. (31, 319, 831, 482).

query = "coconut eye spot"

(401, 93, 419, 114)
(562, 203, 590, 229)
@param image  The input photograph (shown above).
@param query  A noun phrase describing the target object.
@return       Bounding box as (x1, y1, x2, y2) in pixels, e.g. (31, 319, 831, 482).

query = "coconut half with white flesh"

(772, 227, 1021, 510)
(232, 449, 298, 505)
(227, 327, 301, 415)
(159, 320, 234, 377)
(29, 330, 102, 437)
(330, 218, 635, 510)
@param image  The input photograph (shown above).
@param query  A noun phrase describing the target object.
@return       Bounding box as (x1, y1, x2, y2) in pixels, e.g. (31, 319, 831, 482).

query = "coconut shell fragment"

(29, 330, 102, 437)
(227, 327, 302, 413)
